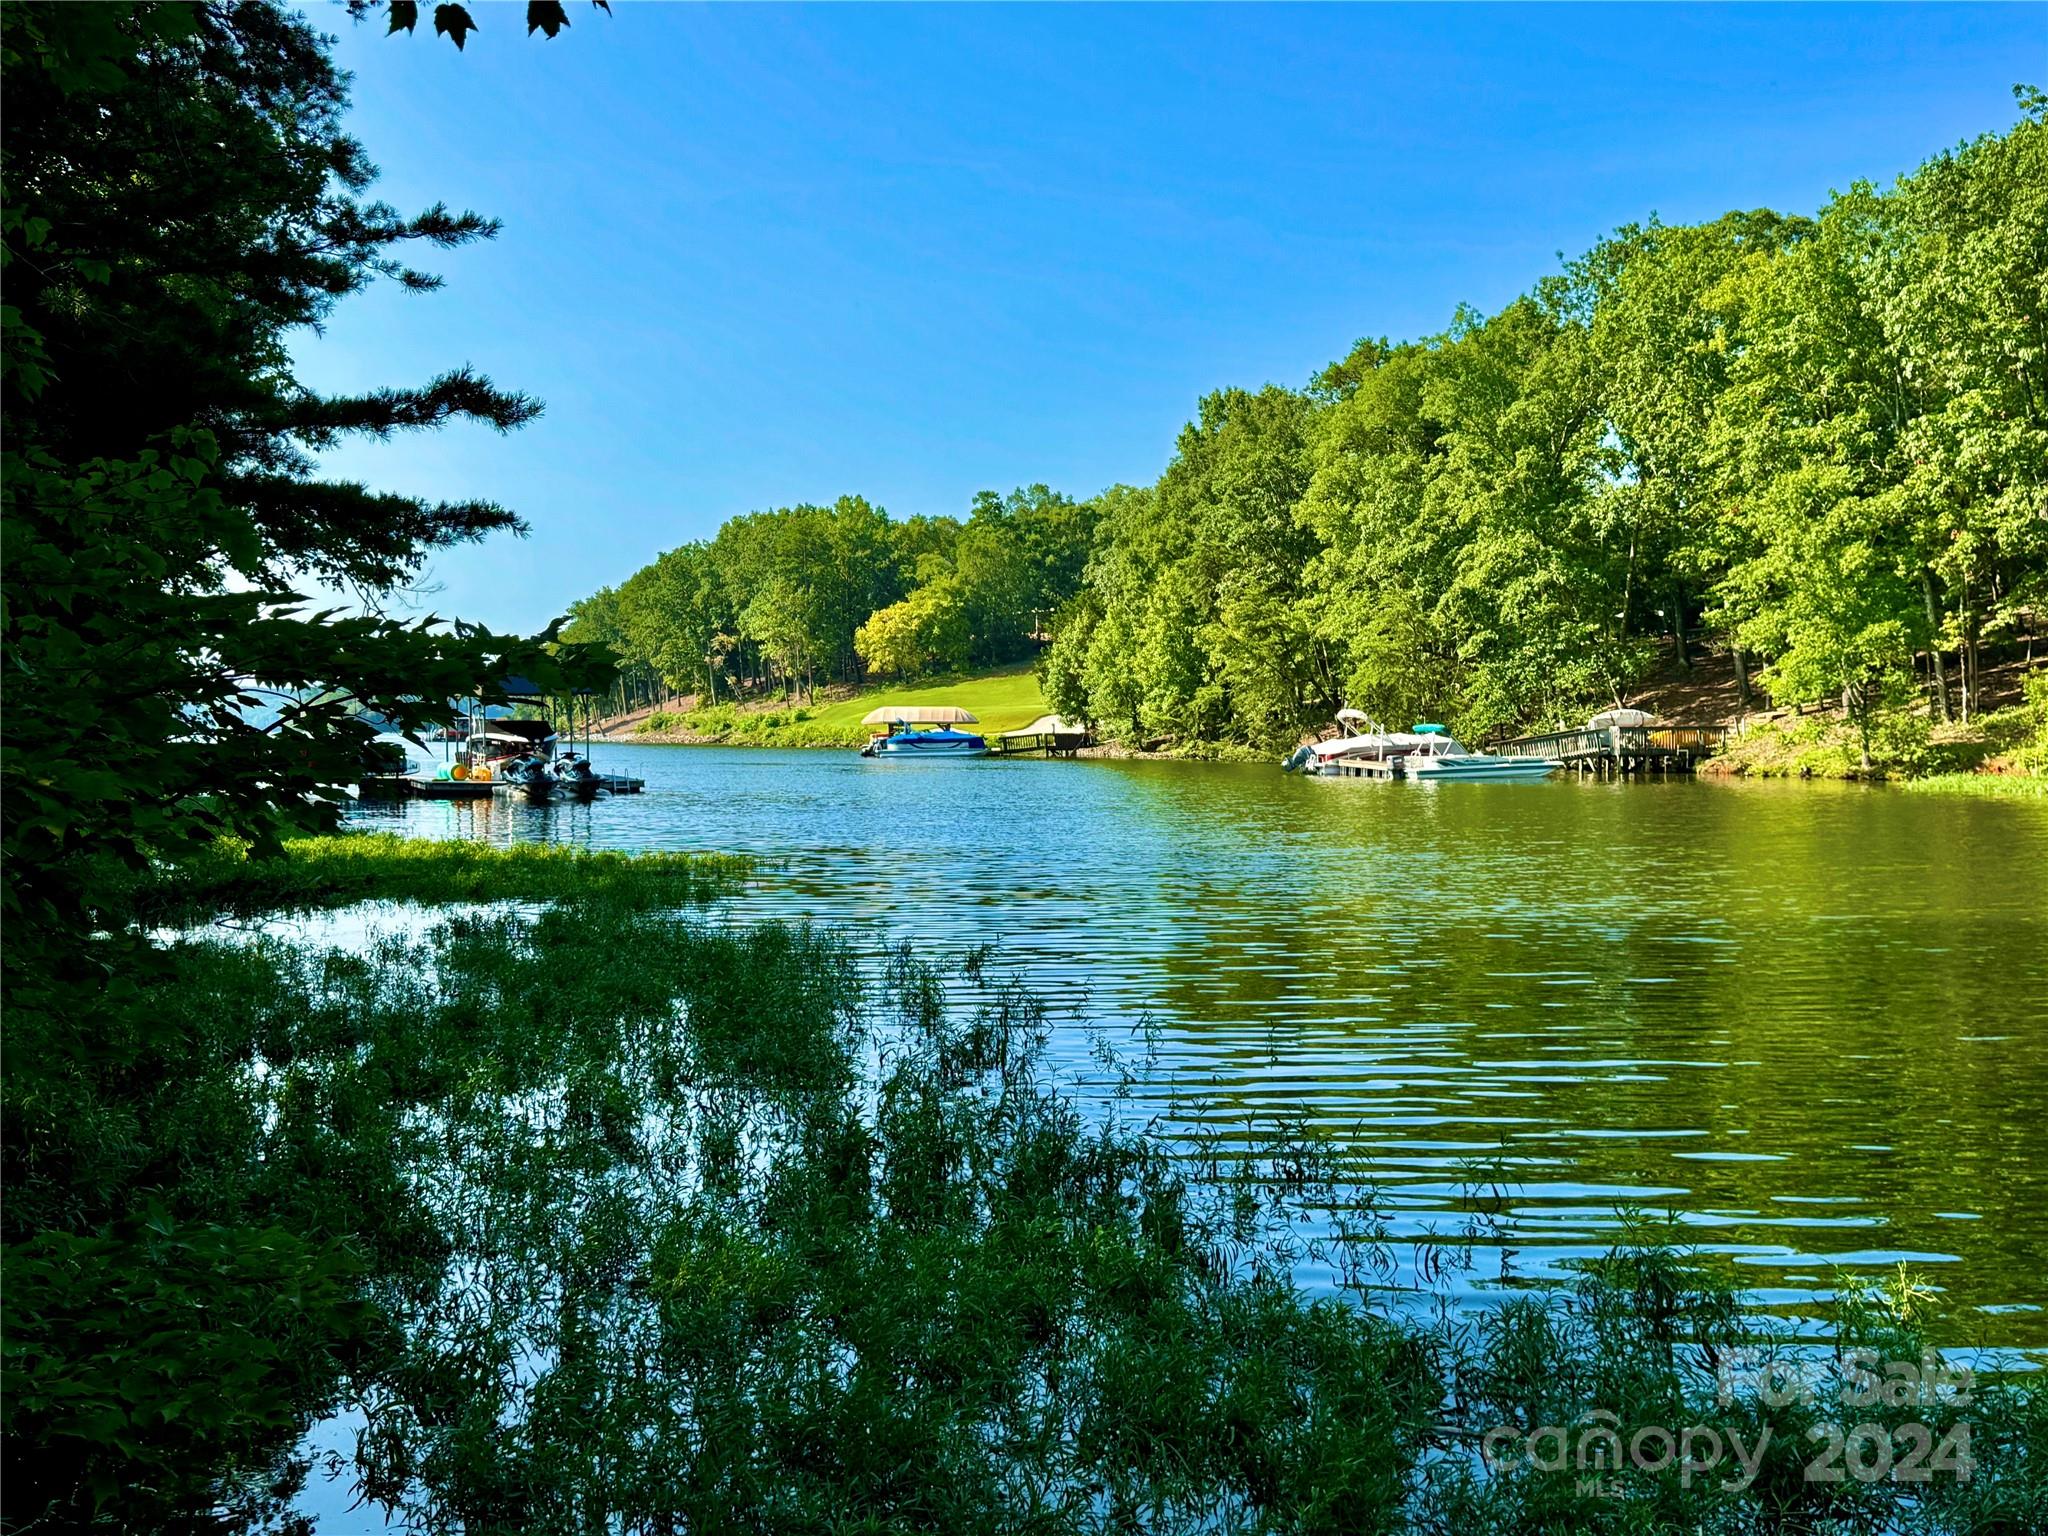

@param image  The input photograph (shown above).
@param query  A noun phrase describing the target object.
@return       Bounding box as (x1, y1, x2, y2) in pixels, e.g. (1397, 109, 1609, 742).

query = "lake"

(351, 745, 2048, 1352)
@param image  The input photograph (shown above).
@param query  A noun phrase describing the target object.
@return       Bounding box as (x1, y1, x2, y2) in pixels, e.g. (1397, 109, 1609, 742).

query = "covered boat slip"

(360, 681, 644, 800)
(859, 706, 989, 758)
(1290, 705, 1733, 781)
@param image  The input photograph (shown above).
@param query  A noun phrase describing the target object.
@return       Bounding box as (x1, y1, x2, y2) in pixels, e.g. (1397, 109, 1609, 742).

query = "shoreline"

(596, 730, 2044, 790)
(597, 726, 1238, 762)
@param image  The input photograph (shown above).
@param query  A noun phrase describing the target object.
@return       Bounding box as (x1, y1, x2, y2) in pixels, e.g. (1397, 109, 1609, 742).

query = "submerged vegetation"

(7, 835, 2044, 1532)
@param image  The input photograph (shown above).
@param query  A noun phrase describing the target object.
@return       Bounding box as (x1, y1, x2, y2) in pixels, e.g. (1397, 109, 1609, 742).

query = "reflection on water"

(351, 746, 2048, 1347)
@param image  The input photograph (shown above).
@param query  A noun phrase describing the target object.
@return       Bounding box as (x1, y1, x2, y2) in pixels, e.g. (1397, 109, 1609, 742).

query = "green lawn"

(638, 664, 1050, 748)
(804, 665, 1048, 736)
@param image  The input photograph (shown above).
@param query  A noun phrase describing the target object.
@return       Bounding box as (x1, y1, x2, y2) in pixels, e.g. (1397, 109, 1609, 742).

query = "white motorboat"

(1282, 710, 1440, 774)
(858, 705, 989, 759)
(1400, 724, 1557, 781)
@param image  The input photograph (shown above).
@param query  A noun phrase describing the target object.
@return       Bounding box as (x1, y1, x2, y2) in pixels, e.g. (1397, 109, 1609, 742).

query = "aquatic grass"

(1895, 773, 2048, 800)
(121, 831, 751, 926)
(13, 840, 2042, 1533)
(17, 888, 1451, 1531)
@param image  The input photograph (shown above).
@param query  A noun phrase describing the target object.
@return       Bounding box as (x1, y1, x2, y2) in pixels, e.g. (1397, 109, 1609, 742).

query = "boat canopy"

(1588, 707, 1654, 728)
(1000, 713, 1084, 739)
(1412, 722, 1448, 735)
(861, 705, 979, 726)
(1335, 707, 1375, 728)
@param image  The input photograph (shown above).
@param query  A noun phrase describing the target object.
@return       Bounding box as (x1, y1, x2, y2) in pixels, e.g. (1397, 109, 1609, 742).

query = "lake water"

(351, 745, 2048, 1351)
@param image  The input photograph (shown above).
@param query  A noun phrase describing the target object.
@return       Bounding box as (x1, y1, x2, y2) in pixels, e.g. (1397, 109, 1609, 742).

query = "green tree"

(1707, 185, 1929, 761)
(1580, 211, 1810, 700)
(1875, 88, 2048, 721)
(1, 5, 586, 1523)
(854, 579, 971, 678)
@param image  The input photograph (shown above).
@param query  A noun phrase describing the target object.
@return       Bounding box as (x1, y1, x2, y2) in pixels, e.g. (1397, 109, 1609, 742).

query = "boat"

(458, 719, 619, 800)
(546, 751, 603, 798)
(462, 719, 558, 798)
(1400, 724, 1558, 781)
(858, 705, 989, 758)
(1282, 710, 1441, 774)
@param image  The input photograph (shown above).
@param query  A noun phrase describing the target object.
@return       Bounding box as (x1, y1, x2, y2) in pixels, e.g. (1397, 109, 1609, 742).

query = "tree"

(855, 580, 970, 679)
(554, 98, 2047, 764)
(1707, 183, 1928, 759)
(3, 1, 578, 921)
(1580, 211, 1810, 698)
(2, 5, 586, 1524)
(1875, 89, 2048, 720)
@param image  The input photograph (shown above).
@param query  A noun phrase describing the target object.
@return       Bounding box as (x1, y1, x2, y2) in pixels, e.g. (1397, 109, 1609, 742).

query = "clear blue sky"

(293, 1, 2046, 634)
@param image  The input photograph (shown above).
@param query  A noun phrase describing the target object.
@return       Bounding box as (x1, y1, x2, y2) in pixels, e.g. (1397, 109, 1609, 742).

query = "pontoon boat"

(859, 705, 989, 758)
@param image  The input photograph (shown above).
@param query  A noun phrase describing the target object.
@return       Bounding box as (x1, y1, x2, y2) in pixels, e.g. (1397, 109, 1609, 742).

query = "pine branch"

(271, 368, 543, 445)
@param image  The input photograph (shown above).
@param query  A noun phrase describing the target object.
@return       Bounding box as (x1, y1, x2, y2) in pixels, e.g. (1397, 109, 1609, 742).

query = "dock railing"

(1489, 722, 1729, 771)
(1644, 724, 1729, 755)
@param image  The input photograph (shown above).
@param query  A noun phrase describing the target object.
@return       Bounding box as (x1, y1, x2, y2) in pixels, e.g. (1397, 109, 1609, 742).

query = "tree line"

(1051, 94, 2047, 760)
(578, 94, 2044, 761)
(564, 487, 1095, 709)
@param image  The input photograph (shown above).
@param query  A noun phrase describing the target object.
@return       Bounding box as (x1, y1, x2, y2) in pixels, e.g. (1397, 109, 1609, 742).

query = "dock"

(1488, 723, 1728, 775)
(991, 714, 1092, 757)
(357, 774, 644, 801)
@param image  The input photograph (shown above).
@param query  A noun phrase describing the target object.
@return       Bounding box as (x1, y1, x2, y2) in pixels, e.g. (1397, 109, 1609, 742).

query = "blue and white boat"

(859, 706, 989, 759)
(1283, 709, 1442, 774)
(1400, 724, 1556, 781)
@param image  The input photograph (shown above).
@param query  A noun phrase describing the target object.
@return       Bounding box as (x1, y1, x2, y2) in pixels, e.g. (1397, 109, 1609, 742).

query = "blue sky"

(294, 1, 2046, 633)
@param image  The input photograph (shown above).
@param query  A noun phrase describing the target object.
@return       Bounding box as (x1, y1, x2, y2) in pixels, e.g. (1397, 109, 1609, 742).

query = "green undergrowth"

(5, 836, 2041, 1533)
(1710, 671, 2048, 786)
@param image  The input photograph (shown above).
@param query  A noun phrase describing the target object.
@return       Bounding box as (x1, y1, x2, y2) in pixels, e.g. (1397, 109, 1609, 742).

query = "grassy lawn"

(638, 663, 1050, 747)
(803, 664, 1048, 735)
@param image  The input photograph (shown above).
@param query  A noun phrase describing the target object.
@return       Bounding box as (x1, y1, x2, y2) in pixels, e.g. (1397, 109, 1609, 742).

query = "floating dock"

(357, 774, 644, 801)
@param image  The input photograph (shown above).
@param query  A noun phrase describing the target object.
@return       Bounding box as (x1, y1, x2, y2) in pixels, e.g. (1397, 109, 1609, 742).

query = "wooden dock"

(1488, 723, 1728, 775)
(991, 715, 1091, 758)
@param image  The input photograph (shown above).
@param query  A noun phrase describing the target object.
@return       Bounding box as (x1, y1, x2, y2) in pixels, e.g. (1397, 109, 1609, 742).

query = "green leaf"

(527, 2, 571, 39)
(386, 0, 419, 35)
